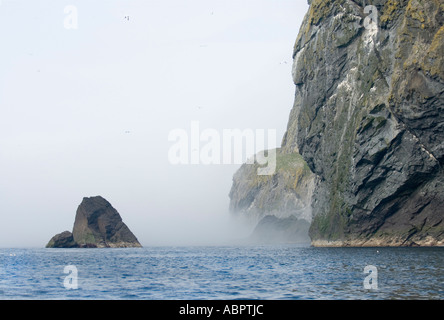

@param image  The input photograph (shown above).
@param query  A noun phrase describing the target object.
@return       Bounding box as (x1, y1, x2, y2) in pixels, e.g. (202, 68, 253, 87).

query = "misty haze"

(2, 0, 443, 303)
(0, 0, 307, 248)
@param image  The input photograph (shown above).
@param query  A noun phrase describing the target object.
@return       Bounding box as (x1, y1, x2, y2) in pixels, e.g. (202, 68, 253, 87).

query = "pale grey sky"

(0, 0, 308, 247)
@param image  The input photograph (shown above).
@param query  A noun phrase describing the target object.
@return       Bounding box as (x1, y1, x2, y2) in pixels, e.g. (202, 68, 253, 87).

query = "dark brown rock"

(72, 196, 142, 248)
(46, 231, 78, 248)
(46, 196, 142, 248)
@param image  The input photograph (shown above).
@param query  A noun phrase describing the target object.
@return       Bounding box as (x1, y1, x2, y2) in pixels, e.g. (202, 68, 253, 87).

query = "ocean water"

(0, 245, 443, 300)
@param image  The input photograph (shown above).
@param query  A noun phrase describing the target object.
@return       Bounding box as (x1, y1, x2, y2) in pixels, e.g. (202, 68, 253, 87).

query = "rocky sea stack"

(46, 196, 142, 248)
(230, 0, 444, 246)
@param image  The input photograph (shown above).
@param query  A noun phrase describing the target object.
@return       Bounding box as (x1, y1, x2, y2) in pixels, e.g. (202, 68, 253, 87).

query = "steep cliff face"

(282, 0, 444, 246)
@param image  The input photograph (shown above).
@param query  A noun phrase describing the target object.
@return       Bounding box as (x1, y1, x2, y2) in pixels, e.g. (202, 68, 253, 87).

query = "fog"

(0, 0, 308, 247)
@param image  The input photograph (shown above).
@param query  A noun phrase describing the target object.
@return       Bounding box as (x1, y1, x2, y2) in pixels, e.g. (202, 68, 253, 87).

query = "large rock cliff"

(283, 0, 444, 246)
(230, 0, 444, 246)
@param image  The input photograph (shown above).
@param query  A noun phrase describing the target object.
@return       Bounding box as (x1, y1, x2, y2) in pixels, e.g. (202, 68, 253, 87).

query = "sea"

(0, 245, 443, 300)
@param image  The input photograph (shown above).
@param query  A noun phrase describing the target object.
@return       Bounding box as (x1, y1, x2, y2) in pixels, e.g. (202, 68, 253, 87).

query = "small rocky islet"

(46, 196, 142, 248)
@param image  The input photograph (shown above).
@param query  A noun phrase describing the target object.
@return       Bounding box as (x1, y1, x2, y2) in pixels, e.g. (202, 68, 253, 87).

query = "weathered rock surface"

(46, 196, 142, 248)
(283, 0, 444, 246)
(230, 0, 444, 246)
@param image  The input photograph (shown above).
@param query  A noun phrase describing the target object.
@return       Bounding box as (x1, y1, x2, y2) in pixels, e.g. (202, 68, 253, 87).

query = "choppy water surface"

(0, 246, 443, 299)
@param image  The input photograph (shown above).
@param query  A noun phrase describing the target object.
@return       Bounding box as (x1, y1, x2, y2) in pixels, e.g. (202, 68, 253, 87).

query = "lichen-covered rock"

(283, 0, 444, 246)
